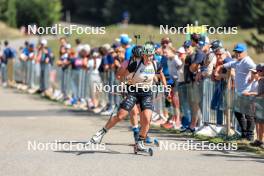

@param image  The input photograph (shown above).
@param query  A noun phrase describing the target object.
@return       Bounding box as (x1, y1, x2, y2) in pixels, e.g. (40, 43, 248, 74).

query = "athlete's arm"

(154, 62, 167, 86)
(122, 61, 138, 78)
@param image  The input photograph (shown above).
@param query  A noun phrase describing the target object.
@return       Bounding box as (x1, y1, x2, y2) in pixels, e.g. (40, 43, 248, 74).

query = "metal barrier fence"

(2, 57, 263, 136)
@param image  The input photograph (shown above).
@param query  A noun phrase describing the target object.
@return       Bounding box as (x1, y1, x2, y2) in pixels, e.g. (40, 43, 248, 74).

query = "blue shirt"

(107, 54, 114, 65)
(3, 47, 15, 59)
(125, 45, 134, 60)
(101, 55, 109, 65)
(70, 57, 82, 70)
(154, 54, 162, 63)
(22, 48, 30, 56)
(223, 56, 256, 93)
(160, 56, 170, 77)
(193, 49, 206, 64)
(40, 48, 52, 64)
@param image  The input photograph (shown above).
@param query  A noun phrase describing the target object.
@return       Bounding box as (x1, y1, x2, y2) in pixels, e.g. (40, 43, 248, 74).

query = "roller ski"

(132, 127, 159, 147)
(134, 137, 153, 156)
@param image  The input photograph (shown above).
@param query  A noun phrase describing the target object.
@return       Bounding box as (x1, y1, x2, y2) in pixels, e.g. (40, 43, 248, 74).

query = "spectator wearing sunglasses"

(220, 43, 256, 141)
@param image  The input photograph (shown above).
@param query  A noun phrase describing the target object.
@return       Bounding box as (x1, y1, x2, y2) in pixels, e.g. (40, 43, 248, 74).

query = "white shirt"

(88, 57, 101, 74)
(130, 61, 157, 87)
(167, 55, 182, 80)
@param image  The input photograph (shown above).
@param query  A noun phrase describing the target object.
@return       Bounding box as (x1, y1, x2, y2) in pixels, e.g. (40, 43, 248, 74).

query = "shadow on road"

(0, 109, 96, 117)
(201, 153, 264, 162)
(53, 149, 150, 157)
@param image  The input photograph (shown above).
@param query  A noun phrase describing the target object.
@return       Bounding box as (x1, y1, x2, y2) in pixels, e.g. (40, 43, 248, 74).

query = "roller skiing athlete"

(116, 45, 160, 146)
(86, 43, 168, 156)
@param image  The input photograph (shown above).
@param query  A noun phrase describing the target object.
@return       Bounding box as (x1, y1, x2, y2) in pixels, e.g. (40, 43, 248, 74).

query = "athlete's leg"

(88, 93, 137, 144)
(139, 109, 152, 138)
(130, 105, 140, 142)
(138, 94, 153, 138)
(130, 105, 139, 128)
(105, 108, 129, 130)
(136, 94, 153, 151)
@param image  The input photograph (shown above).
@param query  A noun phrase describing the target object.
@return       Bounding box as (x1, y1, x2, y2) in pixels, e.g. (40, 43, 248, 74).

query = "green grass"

(48, 24, 264, 63)
(151, 125, 264, 155)
(0, 21, 24, 40)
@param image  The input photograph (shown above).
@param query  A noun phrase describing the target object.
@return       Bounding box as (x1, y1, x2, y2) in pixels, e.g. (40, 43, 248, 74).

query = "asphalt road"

(0, 87, 263, 176)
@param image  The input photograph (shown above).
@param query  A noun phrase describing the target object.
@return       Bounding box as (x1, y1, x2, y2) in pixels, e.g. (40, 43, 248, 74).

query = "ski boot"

(86, 128, 107, 145)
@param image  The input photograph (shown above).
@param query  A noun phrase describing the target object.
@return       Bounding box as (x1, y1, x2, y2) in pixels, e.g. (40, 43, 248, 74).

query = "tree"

(7, 0, 16, 27)
(16, 0, 62, 27)
(245, 0, 264, 54)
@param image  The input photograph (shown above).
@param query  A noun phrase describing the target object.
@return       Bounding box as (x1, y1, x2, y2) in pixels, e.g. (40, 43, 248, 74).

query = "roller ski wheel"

(133, 145, 153, 156)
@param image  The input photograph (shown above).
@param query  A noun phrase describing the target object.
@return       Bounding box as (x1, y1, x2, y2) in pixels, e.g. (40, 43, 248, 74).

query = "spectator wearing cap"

(176, 46, 192, 128)
(3, 40, 16, 87)
(257, 64, 264, 96)
(243, 64, 264, 148)
(37, 39, 54, 95)
(87, 49, 103, 110)
(195, 36, 216, 81)
(251, 63, 264, 148)
(116, 34, 133, 61)
(221, 43, 256, 141)
(184, 34, 207, 132)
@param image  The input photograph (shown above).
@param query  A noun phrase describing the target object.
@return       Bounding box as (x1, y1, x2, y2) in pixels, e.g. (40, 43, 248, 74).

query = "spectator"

(3, 40, 16, 87)
(88, 50, 102, 109)
(37, 39, 54, 96)
(250, 63, 264, 148)
(19, 41, 29, 88)
(177, 41, 193, 129)
(222, 43, 256, 141)
(0, 41, 7, 87)
(75, 38, 83, 55)
(211, 47, 233, 127)
(116, 34, 133, 61)
(183, 33, 207, 133)
(160, 46, 182, 129)
(57, 40, 70, 100)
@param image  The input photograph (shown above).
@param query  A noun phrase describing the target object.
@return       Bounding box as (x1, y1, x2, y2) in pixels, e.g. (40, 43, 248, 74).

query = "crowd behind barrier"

(0, 35, 264, 147)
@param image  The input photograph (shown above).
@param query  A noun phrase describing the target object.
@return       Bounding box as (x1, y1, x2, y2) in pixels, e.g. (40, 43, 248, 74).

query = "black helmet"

(210, 40, 223, 51)
(132, 45, 143, 57)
